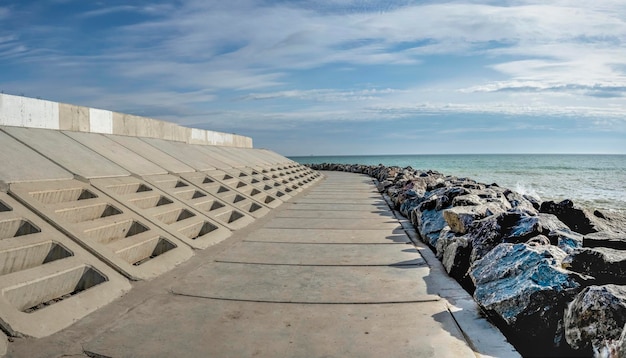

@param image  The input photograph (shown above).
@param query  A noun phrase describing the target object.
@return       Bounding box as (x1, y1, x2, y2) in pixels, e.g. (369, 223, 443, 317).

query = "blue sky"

(1, 0, 625, 155)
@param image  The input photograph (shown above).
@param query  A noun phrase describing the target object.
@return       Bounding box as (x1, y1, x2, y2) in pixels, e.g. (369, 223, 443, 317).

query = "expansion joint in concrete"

(212, 260, 428, 268)
(169, 291, 441, 305)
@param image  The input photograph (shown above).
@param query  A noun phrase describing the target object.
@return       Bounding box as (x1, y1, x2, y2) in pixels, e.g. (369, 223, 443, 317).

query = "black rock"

(565, 285, 626, 353)
(540, 199, 601, 234)
(565, 247, 626, 285)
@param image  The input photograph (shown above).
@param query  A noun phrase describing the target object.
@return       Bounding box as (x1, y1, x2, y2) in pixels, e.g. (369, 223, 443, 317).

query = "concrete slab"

(287, 203, 389, 211)
(244, 172, 300, 197)
(140, 174, 256, 231)
(146, 173, 269, 229)
(232, 167, 293, 201)
(244, 228, 411, 244)
(9, 179, 194, 280)
(83, 296, 475, 358)
(2, 127, 130, 179)
(179, 171, 272, 218)
(0, 331, 6, 357)
(0, 192, 131, 338)
(216, 242, 425, 266)
(193, 145, 244, 168)
(265, 217, 402, 230)
(63, 131, 167, 176)
(277, 208, 395, 219)
(106, 134, 195, 174)
(91, 176, 232, 249)
(141, 137, 221, 171)
(0, 129, 73, 183)
(172, 262, 437, 303)
(212, 168, 283, 208)
(294, 198, 388, 205)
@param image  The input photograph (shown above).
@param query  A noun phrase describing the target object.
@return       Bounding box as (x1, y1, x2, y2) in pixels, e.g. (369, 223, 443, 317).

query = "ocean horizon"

(289, 154, 626, 214)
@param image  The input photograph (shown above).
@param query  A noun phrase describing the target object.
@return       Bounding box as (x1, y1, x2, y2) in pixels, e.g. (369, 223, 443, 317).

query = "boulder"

(565, 247, 626, 285)
(549, 229, 584, 253)
(504, 189, 538, 212)
(414, 208, 447, 247)
(451, 194, 483, 206)
(540, 199, 602, 234)
(526, 234, 551, 246)
(470, 243, 583, 352)
(443, 204, 504, 234)
(506, 213, 570, 243)
(441, 236, 472, 287)
(584, 231, 626, 250)
(565, 285, 626, 353)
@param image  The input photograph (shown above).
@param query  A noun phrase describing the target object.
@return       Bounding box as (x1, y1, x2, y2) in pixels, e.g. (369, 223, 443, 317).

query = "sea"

(289, 154, 626, 215)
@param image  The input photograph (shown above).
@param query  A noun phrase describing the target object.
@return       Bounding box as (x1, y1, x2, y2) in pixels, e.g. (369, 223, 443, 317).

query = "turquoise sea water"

(290, 154, 626, 214)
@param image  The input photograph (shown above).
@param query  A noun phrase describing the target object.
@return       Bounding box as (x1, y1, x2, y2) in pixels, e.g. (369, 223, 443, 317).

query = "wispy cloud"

(1, 0, 626, 152)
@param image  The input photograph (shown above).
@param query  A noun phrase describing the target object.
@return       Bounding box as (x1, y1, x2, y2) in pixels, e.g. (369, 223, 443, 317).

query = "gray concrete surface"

(2, 127, 130, 179)
(0, 131, 73, 184)
(6, 171, 519, 357)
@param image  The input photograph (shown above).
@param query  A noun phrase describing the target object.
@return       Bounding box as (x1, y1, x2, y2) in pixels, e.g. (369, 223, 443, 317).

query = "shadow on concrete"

(384, 234, 410, 243)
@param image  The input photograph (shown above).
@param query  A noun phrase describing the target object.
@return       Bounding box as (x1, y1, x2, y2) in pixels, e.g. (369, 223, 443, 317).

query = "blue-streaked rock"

(470, 243, 583, 349)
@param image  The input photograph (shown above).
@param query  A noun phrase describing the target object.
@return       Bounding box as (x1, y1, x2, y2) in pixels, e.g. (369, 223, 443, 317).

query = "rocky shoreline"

(308, 163, 626, 358)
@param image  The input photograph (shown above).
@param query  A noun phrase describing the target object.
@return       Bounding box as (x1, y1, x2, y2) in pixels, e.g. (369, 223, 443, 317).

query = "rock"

(526, 234, 551, 246)
(548, 229, 584, 253)
(470, 243, 583, 352)
(414, 208, 447, 247)
(540, 199, 602, 234)
(565, 247, 626, 285)
(584, 231, 626, 250)
(451, 194, 483, 206)
(565, 285, 626, 353)
(443, 204, 504, 234)
(466, 209, 545, 264)
(506, 213, 570, 243)
(504, 189, 537, 212)
(441, 236, 472, 286)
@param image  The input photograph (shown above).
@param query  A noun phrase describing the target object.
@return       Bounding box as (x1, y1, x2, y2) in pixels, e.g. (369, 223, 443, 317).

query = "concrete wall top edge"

(0, 93, 253, 148)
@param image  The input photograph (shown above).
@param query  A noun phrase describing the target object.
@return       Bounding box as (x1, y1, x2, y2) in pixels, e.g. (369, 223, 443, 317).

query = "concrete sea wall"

(0, 93, 252, 148)
(0, 95, 322, 353)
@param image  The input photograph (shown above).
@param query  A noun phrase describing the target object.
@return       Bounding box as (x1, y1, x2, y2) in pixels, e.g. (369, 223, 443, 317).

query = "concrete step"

(91, 176, 232, 249)
(0, 192, 130, 338)
(10, 180, 194, 281)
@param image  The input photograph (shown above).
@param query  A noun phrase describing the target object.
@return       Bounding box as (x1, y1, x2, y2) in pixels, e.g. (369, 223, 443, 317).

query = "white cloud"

(2, 0, 626, 134)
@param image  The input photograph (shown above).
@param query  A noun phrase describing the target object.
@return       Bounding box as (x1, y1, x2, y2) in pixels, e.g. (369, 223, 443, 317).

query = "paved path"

(8, 171, 518, 358)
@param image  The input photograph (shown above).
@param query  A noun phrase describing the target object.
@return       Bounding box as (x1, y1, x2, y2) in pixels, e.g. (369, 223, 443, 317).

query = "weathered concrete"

(7, 171, 518, 358)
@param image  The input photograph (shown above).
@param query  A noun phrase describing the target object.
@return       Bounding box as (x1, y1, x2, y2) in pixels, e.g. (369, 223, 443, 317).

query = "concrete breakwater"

(0, 94, 324, 356)
(308, 163, 626, 357)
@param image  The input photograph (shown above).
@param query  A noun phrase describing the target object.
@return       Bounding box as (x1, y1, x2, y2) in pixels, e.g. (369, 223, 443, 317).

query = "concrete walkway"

(7, 171, 518, 358)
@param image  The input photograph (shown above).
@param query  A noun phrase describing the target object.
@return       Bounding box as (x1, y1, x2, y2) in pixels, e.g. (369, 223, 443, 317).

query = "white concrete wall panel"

(0, 94, 59, 129)
(89, 108, 113, 134)
(0, 94, 253, 148)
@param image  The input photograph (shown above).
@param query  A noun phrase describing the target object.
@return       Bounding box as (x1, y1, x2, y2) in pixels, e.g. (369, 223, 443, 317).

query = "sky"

(0, 0, 625, 155)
